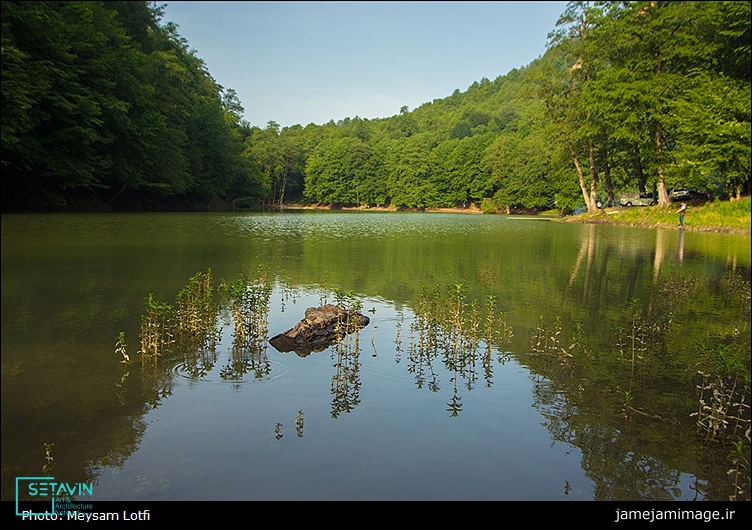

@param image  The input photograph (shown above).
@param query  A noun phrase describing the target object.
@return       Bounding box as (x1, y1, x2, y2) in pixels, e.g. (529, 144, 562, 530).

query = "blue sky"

(161, 1, 569, 128)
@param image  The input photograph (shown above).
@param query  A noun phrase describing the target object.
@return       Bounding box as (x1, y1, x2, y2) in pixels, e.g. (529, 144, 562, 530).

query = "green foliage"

(480, 197, 497, 214)
(2, 1, 748, 212)
(385, 135, 433, 208)
(1, 1, 264, 210)
(674, 73, 751, 197)
(245, 123, 305, 205)
(304, 136, 380, 205)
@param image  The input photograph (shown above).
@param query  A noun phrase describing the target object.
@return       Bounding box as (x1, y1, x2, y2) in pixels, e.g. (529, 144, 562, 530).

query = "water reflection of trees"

(330, 332, 361, 418)
(134, 267, 275, 399)
(523, 262, 751, 501)
(408, 284, 514, 416)
(218, 272, 273, 382)
(120, 256, 750, 501)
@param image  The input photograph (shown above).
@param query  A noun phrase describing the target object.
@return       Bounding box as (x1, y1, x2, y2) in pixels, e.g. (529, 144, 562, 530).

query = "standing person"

(677, 202, 687, 228)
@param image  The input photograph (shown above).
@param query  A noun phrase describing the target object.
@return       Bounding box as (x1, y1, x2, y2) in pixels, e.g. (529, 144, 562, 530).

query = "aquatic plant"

(693, 358, 751, 501)
(728, 440, 750, 501)
(172, 270, 221, 379)
(531, 315, 564, 356)
(216, 268, 273, 381)
(614, 301, 670, 421)
(719, 270, 752, 318)
(330, 313, 362, 418)
(115, 331, 129, 363)
(277, 271, 301, 312)
(296, 410, 304, 438)
(370, 325, 378, 357)
(495, 311, 514, 363)
(138, 293, 174, 361)
(332, 288, 364, 334)
(175, 269, 220, 353)
(219, 267, 272, 348)
(409, 283, 516, 412)
(134, 268, 268, 380)
(394, 311, 404, 364)
(618, 304, 648, 417)
(694, 362, 749, 443)
(42, 442, 55, 475)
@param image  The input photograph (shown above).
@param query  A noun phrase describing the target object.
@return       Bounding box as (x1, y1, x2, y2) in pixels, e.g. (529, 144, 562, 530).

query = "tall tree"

(674, 73, 751, 199)
(542, 1, 607, 213)
(532, 51, 594, 212)
(589, 2, 716, 206)
(2, 1, 138, 207)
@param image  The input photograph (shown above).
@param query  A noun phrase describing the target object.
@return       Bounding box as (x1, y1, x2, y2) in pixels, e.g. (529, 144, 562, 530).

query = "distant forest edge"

(2, 1, 750, 213)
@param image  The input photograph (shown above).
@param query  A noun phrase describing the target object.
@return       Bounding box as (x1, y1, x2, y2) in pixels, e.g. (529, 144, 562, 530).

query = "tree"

(2, 2, 138, 207)
(304, 138, 348, 204)
(588, 2, 720, 206)
(2, 1, 265, 210)
(674, 74, 751, 199)
(245, 122, 287, 206)
(540, 1, 609, 213)
(532, 51, 595, 212)
(484, 127, 556, 212)
(385, 135, 433, 208)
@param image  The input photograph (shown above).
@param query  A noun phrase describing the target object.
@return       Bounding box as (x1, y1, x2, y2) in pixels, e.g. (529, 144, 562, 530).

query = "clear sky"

(161, 1, 569, 128)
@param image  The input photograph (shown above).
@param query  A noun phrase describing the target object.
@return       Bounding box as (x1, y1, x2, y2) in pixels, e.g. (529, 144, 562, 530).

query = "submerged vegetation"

(520, 270, 751, 500)
(410, 284, 515, 416)
(410, 285, 514, 399)
(118, 263, 750, 500)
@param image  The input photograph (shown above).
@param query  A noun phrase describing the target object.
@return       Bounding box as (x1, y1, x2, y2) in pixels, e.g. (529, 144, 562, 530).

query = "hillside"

(2, 2, 750, 213)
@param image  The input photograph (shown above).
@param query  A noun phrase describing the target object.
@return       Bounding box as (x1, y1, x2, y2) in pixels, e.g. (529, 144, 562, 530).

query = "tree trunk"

(654, 123, 670, 206)
(588, 140, 598, 212)
(278, 170, 288, 207)
(568, 139, 595, 212)
(543, 100, 595, 212)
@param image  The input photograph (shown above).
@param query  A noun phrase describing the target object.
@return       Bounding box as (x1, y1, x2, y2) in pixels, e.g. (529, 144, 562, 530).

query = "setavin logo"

(15, 476, 94, 517)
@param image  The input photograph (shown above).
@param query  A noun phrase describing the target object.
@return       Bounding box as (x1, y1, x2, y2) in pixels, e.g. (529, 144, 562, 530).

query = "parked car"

(669, 188, 710, 202)
(669, 188, 692, 201)
(619, 192, 655, 207)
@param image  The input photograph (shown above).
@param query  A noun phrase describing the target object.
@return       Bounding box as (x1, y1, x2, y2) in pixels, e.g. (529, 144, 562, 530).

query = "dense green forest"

(1, 1, 750, 213)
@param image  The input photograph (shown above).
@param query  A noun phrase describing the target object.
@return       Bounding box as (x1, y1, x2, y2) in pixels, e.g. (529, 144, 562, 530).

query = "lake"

(1, 211, 750, 502)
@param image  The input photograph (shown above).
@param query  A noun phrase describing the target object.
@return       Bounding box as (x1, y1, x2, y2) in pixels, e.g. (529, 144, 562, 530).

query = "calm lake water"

(1, 211, 750, 501)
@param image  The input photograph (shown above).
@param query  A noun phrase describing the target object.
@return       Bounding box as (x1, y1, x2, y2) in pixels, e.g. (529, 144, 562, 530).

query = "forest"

(1, 1, 750, 213)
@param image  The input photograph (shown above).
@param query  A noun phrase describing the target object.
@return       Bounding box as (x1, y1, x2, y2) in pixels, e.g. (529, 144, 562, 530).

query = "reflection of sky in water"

(88, 285, 594, 501)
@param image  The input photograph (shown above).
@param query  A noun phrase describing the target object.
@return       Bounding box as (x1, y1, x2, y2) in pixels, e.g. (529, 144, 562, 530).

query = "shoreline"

(282, 203, 485, 214)
(560, 209, 751, 236)
(281, 202, 750, 235)
(562, 217, 751, 235)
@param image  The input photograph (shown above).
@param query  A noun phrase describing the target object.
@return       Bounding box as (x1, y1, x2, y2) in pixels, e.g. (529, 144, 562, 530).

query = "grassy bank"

(561, 196, 751, 234)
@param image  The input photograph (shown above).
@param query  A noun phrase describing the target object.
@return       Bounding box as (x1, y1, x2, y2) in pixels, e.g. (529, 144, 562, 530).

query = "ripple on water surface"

(169, 354, 289, 385)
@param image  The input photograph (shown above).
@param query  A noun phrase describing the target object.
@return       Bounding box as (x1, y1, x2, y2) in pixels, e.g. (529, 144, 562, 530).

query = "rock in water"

(269, 304, 370, 356)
